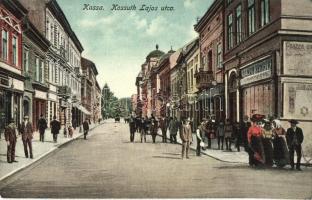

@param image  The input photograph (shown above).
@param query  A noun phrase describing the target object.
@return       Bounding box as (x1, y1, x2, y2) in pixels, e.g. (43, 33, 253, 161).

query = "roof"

(81, 57, 98, 76)
(47, 0, 84, 52)
(146, 44, 165, 60)
(194, 0, 223, 32)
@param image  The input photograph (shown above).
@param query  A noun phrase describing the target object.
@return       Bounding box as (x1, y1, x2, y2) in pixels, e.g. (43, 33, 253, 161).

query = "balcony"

(194, 68, 214, 90)
(58, 85, 71, 98)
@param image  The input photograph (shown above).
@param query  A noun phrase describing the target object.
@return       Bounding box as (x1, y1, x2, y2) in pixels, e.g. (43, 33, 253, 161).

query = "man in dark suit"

(19, 115, 34, 159)
(37, 114, 47, 142)
(4, 118, 17, 163)
(50, 116, 61, 143)
(286, 119, 304, 171)
(83, 119, 89, 140)
(129, 116, 136, 142)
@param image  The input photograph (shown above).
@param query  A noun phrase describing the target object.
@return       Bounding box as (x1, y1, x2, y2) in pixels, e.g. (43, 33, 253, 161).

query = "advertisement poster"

(0, 0, 311, 199)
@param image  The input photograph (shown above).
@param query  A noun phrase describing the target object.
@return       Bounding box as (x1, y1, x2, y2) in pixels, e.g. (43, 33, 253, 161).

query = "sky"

(57, 0, 214, 98)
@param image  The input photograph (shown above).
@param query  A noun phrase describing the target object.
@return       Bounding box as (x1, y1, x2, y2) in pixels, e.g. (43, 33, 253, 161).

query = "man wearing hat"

(4, 118, 17, 163)
(180, 118, 193, 159)
(19, 115, 34, 159)
(196, 118, 208, 156)
(286, 119, 304, 171)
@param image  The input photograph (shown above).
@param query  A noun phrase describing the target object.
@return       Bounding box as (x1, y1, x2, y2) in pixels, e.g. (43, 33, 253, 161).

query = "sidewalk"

(0, 122, 101, 181)
(160, 130, 312, 166)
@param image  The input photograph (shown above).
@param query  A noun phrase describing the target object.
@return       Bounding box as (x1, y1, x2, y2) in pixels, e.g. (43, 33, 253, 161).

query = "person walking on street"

(140, 117, 148, 143)
(50, 116, 61, 143)
(233, 121, 242, 152)
(159, 117, 168, 143)
(83, 119, 90, 140)
(206, 119, 216, 149)
(129, 116, 136, 142)
(4, 118, 17, 163)
(241, 116, 251, 152)
(224, 119, 233, 151)
(196, 119, 207, 156)
(19, 115, 34, 159)
(216, 121, 225, 150)
(286, 119, 304, 171)
(168, 117, 179, 143)
(180, 118, 193, 159)
(37, 114, 47, 142)
(150, 114, 158, 143)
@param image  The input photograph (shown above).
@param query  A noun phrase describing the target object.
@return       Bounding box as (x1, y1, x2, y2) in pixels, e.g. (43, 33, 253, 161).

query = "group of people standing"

(4, 114, 91, 163)
(128, 114, 305, 168)
(195, 118, 242, 156)
(128, 115, 193, 159)
(246, 115, 304, 170)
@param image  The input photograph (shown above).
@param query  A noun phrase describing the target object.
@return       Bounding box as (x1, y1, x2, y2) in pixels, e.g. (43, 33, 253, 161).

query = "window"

(35, 57, 40, 82)
(190, 68, 193, 89)
(40, 60, 44, 83)
(236, 5, 242, 44)
(23, 47, 29, 72)
(46, 20, 50, 40)
(261, 0, 270, 27)
(248, 0, 256, 35)
(227, 13, 233, 49)
(227, 0, 232, 5)
(217, 43, 222, 69)
(1, 30, 8, 60)
(12, 36, 18, 65)
(50, 24, 54, 44)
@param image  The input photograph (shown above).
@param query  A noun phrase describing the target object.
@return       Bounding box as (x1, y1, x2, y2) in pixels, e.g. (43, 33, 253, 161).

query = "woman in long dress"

(272, 119, 289, 168)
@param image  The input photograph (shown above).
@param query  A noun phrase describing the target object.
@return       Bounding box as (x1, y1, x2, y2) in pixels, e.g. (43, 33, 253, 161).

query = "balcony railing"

(194, 68, 214, 90)
(58, 85, 71, 98)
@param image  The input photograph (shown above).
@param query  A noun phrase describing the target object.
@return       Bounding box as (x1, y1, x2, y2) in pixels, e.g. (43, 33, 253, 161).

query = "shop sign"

(0, 74, 9, 87)
(240, 58, 272, 86)
(284, 41, 312, 75)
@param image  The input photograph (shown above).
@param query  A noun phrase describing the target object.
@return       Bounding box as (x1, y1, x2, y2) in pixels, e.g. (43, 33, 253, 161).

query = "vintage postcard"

(0, 0, 311, 199)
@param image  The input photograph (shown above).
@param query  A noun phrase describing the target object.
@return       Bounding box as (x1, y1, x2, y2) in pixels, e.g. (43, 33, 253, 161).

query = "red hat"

(251, 114, 265, 122)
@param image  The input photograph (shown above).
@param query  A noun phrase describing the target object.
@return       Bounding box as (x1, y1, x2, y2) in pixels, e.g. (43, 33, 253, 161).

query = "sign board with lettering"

(240, 57, 272, 86)
(283, 82, 312, 120)
(283, 41, 312, 75)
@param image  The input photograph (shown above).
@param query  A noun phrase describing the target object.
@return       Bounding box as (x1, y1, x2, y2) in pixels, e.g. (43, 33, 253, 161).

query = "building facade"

(194, 0, 224, 123)
(0, 0, 27, 132)
(22, 18, 50, 130)
(223, 0, 312, 153)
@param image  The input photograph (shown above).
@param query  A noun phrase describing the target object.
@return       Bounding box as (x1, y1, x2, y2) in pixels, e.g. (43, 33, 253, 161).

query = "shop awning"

(73, 103, 91, 115)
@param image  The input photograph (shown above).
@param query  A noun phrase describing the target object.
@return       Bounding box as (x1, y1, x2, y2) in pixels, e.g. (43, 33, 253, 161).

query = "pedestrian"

(272, 119, 289, 168)
(233, 121, 242, 152)
(180, 118, 193, 159)
(68, 125, 73, 138)
(4, 118, 17, 163)
(72, 118, 77, 130)
(168, 117, 178, 143)
(240, 116, 251, 152)
(129, 116, 136, 142)
(286, 119, 304, 171)
(261, 120, 274, 167)
(247, 114, 265, 167)
(206, 119, 216, 149)
(216, 121, 225, 150)
(19, 115, 34, 159)
(37, 114, 47, 142)
(50, 116, 61, 143)
(83, 118, 90, 140)
(141, 116, 149, 143)
(196, 118, 207, 156)
(159, 117, 168, 143)
(224, 119, 233, 151)
(150, 114, 158, 143)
